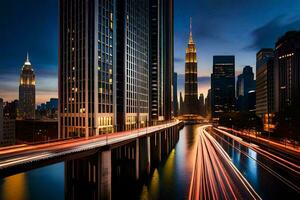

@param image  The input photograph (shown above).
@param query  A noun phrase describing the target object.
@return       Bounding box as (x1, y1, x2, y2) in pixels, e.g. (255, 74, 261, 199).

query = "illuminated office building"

(59, 0, 116, 138)
(19, 54, 35, 120)
(211, 56, 235, 118)
(274, 31, 300, 113)
(116, 0, 149, 130)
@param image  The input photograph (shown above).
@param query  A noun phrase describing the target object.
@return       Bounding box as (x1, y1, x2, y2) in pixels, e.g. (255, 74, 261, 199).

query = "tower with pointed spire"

(19, 53, 36, 119)
(183, 18, 199, 114)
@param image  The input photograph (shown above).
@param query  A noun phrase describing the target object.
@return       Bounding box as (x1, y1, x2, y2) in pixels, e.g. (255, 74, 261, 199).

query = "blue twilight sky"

(1, 0, 300, 103)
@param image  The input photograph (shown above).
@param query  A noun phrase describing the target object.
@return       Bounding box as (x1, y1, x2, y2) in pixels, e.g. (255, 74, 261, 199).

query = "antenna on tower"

(189, 17, 194, 43)
(190, 17, 192, 37)
(26, 52, 29, 62)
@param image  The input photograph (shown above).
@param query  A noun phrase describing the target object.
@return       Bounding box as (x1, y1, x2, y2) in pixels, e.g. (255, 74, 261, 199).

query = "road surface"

(189, 125, 261, 200)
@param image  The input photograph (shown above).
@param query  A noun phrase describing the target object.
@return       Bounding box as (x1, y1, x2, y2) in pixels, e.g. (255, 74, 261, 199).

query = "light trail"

(214, 128, 300, 173)
(211, 127, 300, 194)
(189, 125, 261, 200)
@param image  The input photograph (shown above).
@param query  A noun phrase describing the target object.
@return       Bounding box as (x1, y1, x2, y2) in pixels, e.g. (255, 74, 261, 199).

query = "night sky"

(1, 0, 300, 103)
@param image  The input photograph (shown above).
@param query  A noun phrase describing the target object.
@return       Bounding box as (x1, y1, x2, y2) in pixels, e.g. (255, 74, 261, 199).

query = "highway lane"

(218, 127, 300, 165)
(189, 125, 261, 200)
(0, 121, 180, 170)
(211, 127, 300, 197)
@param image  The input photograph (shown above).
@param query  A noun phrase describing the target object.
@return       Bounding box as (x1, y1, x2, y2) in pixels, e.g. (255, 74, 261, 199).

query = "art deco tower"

(183, 19, 198, 114)
(19, 53, 36, 119)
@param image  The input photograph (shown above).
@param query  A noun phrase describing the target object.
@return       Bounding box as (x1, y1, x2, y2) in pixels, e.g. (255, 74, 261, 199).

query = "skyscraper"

(256, 48, 275, 131)
(236, 66, 255, 112)
(116, 0, 149, 130)
(149, 0, 174, 122)
(274, 31, 300, 113)
(59, 0, 117, 138)
(211, 56, 235, 118)
(173, 72, 178, 116)
(183, 19, 198, 115)
(19, 54, 35, 120)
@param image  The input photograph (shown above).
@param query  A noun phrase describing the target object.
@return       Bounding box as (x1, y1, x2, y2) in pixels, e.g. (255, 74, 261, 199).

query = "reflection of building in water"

(1, 173, 27, 200)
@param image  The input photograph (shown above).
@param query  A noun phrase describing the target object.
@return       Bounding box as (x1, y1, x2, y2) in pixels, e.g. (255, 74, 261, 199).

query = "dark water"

(0, 125, 299, 200)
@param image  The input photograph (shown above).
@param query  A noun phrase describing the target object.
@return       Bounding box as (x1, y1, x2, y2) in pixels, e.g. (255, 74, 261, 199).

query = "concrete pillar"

(158, 132, 162, 161)
(135, 138, 139, 180)
(100, 150, 111, 200)
(147, 136, 151, 173)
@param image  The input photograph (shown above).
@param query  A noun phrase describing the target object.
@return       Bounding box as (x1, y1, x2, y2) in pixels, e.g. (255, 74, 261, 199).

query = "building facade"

(59, 0, 117, 138)
(149, 0, 174, 122)
(274, 31, 300, 113)
(211, 56, 235, 118)
(116, 0, 149, 130)
(183, 20, 198, 115)
(19, 54, 35, 120)
(256, 48, 275, 131)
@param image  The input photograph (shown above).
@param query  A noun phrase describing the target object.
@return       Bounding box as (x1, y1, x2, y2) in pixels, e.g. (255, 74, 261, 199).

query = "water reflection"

(1, 173, 27, 200)
(247, 148, 258, 185)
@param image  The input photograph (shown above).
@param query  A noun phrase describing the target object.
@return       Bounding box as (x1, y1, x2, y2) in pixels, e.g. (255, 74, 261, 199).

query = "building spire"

(189, 17, 194, 44)
(25, 52, 31, 65)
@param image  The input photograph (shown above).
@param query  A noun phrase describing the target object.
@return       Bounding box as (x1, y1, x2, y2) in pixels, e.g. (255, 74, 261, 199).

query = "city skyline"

(1, 0, 300, 103)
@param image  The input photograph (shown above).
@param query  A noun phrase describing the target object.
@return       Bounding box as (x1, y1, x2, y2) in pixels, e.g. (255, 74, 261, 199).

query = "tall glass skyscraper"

(149, 0, 174, 122)
(19, 54, 35, 120)
(211, 56, 235, 118)
(59, 0, 173, 136)
(59, 0, 116, 138)
(116, 0, 149, 130)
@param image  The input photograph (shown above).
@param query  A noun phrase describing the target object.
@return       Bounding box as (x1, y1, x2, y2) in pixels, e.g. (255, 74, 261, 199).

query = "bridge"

(0, 121, 183, 199)
(177, 114, 207, 124)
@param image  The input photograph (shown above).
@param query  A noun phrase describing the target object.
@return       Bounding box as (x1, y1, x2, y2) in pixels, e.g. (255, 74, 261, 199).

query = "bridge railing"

(0, 120, 181, 151)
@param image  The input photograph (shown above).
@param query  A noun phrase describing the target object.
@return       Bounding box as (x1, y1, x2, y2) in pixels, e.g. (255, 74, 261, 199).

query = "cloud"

(245, 15, 300, 51)
(174, 57, 185, 63)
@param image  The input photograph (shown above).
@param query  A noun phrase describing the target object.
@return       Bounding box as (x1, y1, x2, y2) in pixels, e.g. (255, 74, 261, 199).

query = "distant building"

(0, 98, 16, 147)
(198, 93, 205, 116)
(236, 66, 255, 112)
(37, 98, 58, 120)
(205, 89, 211, 117)
(274, 31, 300, 113)
(19, 53, 35, 120)
(149, 0, 174, 122)
(173, 72, 179, 116)
(183, 19, 199, 115)
(256, 48, 275, 131)
(211, 56, 235, 118)
(3, 100, 19, 119)
(16, 120, 58, 144)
